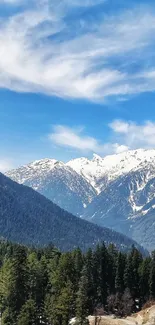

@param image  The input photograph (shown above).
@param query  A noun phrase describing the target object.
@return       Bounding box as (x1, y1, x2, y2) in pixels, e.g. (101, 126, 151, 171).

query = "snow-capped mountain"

(6, 158, 96, 216)
(6, 149, 155, 250)
(82, 163, 155, 251)
(67, 149, 155, 193)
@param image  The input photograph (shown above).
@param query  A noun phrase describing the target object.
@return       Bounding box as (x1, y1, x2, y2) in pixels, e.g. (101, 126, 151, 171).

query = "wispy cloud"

(49, 125, 103, 152)
(110, 120, 155, 149)
(49, 125, 129, 155)
(49, 120, 155, 155)
(0, 1, 155, 101)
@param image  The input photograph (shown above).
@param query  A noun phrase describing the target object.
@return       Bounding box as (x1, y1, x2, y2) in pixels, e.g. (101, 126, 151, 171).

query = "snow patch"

(67, 149, 155, 193)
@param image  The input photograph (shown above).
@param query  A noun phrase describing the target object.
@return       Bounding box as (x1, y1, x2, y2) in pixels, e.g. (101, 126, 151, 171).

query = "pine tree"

(107, 244, 118, 294)
(85, 248, 95, 314)
(45, 281, 74, 325)
(76, 265, 90, 325)
(0, 259, 13, 314)
(56, 281, 74, 325)
(1, 307, 15, 325)
(99, 243, 108, 306)
(0, 246, 28, 324)
(72, 248, 83, 291)
(115, 252, 126, 294)
(17, 299, 38, 325)
(124, 254, 133, 293)
(92, 244, 101, 306)
(139, 257, 151, 304)
(10, 246, 28, 317)
(149, 252, 155, 299)
(132, 247, 142, 298)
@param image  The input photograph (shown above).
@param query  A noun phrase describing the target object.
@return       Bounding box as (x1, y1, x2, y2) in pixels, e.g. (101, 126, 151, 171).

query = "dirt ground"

(88, 305, 155, 325)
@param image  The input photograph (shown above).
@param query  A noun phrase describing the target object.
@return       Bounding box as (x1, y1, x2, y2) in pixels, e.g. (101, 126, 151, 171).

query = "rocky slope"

(82, 165, 155, 251)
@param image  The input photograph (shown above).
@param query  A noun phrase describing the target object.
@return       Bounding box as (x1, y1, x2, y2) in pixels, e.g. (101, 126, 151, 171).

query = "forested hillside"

(0, 240, 154, 325)
(0, 172, 144, 252)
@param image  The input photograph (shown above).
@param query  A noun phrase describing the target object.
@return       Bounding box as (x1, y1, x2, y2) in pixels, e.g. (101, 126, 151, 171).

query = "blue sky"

(0, 0, 155, 171)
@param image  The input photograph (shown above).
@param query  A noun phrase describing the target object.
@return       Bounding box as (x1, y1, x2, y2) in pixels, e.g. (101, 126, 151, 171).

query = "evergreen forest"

(0, 240, 154, 325)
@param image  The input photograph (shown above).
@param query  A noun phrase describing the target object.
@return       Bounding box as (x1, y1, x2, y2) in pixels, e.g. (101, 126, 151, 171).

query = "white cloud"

(109, 120, 130, 134)
(109, 120, 155, 149)
(113, 144, 129, 154)
(0, 2, 155, 100)
(49, 125, 102, 152)
(49, 120, 155, 156)
(0, 159, 14, 172)
(49, 125, 129, 155)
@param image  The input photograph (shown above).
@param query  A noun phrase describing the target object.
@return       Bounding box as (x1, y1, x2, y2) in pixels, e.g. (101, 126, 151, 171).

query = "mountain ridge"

(82, 167, 155, 251)
(7, 159, 97, 215)
(67, 148, 155, 192)
(0, 172, 144, 253)
(7, 148, 155, 193)
(6, 148, 155, 250)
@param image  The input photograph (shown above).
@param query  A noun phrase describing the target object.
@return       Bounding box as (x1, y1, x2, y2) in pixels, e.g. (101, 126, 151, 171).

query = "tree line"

(0, 240, 155, 325)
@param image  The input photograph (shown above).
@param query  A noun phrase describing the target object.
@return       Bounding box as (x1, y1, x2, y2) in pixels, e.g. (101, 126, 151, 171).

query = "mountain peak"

(67, 148, 155, 193)
(30, 158, 62, 168)
(6, 148, 155, 196)
(6, 156, 97, 216)
(5, 149, 155, 251)
(92, 153, 102, 162)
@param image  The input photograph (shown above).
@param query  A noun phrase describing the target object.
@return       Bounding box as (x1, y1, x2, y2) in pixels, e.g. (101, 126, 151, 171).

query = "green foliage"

(115, 252, 126, 293)
(139, 257, 151, 304)
(17, 299, 38, 325)
(0, 240, 154, 324)
(149, 251, 155, 299)
(76, 265, 90, 322)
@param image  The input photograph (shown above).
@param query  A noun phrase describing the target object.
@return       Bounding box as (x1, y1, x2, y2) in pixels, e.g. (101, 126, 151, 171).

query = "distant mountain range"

(6, 149, 155, 251)
(6, 159, 96, 216)
(0, 172, 142, 252)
